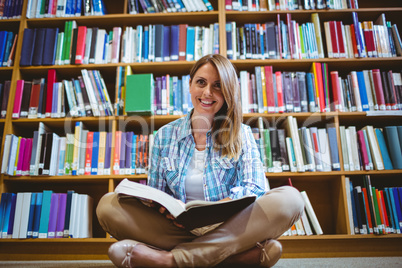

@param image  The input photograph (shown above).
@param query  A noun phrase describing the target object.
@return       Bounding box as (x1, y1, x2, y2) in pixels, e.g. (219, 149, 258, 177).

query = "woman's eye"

(214, 83, 221, 89)
(197, 80, 206, 85)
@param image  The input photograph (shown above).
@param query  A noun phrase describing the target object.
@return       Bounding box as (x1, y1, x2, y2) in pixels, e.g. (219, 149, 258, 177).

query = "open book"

(115, 179, 256, 230)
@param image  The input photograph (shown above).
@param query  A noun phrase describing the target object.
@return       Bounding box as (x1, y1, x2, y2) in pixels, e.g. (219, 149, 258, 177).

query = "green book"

(372, 187, 384, 234)
(125, 74, 154, 115)
(38, 190, 53, 238)
(263, 129, 272, 171)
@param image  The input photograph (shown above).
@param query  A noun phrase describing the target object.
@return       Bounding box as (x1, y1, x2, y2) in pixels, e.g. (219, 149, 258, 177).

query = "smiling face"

(189, 62, 225, 122)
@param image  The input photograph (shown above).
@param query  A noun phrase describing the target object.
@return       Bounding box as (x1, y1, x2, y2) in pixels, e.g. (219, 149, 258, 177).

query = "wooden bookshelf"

(0, 0, 401, 261)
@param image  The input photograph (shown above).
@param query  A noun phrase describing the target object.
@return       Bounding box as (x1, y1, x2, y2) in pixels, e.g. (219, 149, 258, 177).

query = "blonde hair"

(189, 54, 242, 160)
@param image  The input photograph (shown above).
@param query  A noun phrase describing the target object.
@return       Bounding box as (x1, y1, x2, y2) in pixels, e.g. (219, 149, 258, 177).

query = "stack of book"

(11, 69, 114, 119)
(226, 13, 324, 60)
(0, 80, 11, 119)
(0, 30, 18, 67)
(339, 125, 402, 172)
(225, 0, 359, 11)
(0, 122, 156, 177)
(19, 22, 220, 66)
(0, 190, 93, 239)
(0, 1, 23, 19)
(26, 0, 107, 18)
(254, 116, 340, 173)
(324, 13, 402, 59)
(239, 64, 402, 114)
(346, 176, 402, 235)
(128, 0, 214, 14)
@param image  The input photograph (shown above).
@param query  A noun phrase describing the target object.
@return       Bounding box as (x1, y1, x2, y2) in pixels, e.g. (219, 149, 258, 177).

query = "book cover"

(47, 193, 59, 238)
(384, 126, 402, 169)
(19, 28, 36, 66)
(42, 27, 59, 65)
(38, 190, 53, 238)
(12, 80, 24, 119)
(75, 26, 87, 64)
(32, 28, 46, 66)
(126, 73, 154, 115)
(115, 179, 256, 230)
(300, 191, 323, 235)
(91, 131, 100, 175)
(20, 81, 32, 118)
(63, 190, 74, 238)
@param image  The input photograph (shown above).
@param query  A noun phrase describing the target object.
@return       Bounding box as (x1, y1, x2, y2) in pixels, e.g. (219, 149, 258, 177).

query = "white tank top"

(185, 148, 205, 202)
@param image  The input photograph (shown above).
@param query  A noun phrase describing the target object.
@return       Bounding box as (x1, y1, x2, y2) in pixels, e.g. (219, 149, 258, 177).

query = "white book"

(94, 29, 106, 64)
(202, 27, 210, 59)
(344, 128, 355, 171)
(339, 126, 350, 171)
(56, 0, 66, 17)
(363, 125, 384, 170)
(63, 80, 79, 117)
(12, 193, 24, 238)
(58, 137, 67, 175)
(286, 137, 297, 172)
(69, 193, 79, 238)
(83, 28, 92, 64)
(78, 194, 93, 238)
(304, 128, 316, 171)
(136, 25, 143, 63)
(81, 69, 100, 116)
(7, 135, 19, 176)
(301, 191, 323, 235)
(19, 192, 32, 239)
(148, 25, 155, 62)
(347, 126, 361, 171)
(309, 127, 323, 172)
(286, 116, 305, 172)
(300, 209, 313, 236)
(48, 134, 60, 176)
(26, 0, 34, 18)
(35, 0, 43, 18)
(324, 22, 333, 58)
(344, 177, 355, 235)
(363, 70, 375, 111)
(1, 135, 12, 174)
(350, 72, 362, 112)
(131, 28, 137, 63)
(240, 71, 250, 114)
(78, 130, 88, 175)
(318, 128, 332, 171)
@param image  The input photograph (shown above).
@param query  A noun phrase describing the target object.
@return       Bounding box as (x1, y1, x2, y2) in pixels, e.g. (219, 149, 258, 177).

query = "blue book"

(26, 192, 37, 238)
(356, 71, 369, 111)
(142, 26, 149, 62)
(384, 126, 402, 169)
(38, 190, 53, 238)
(131, 134, 137, 173)
(185, 26, 195, 61)
(1, 193, 13, 238)
(0, 193, 10, 238)
(136, 25, 143, 62)
(326, 127, 341, 171)
(63, 190, 74, 238)
(91, 132, 100, 175)
(0, 31, 8, 67)
(154, 24, 164, 62)
(42, 28, 59, 66)
(384, 188, 397, 233)
(352, 12, 366, 58)
(120, 132, 126, 173)
(226, 23, 233, 60)
(170, 25, 179, 61)
(177, 78, 183, 114)
(2, 31, 14, 67)
(32, 192, 42, 238)
(387, 188, 401, 233)
(75, 0, 82, 16)
(172, 76, 179, 114)
(125, 131, 133, 174)
(20, 28, 36, 66)
(306, 72, 316, 112)
(7, 193, 17, 238)
(352, 187, 363, 234)
(65, 0, 74, 16)
(202, 0, 213, 11)
(375, 128, 394, 170)
(393, 188, 402, 232)
(163, 25, 170, 62)
(32, 28, 46, 66)
(104, 132, 112, 174)
(349, 181, 359, 234)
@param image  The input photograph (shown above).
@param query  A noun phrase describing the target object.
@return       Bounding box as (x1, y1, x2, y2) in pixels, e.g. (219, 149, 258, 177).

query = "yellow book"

(122, 66, 133, 116)
(13, 137, 22, 176)
(72, 122, 84, 175)
(311, 13, 325, 58)
(260, 66, 268, 113)
(97, 131, 107, 175)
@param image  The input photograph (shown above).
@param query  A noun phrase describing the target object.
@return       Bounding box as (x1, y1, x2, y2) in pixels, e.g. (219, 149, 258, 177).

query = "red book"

(264, 66, 275, 113)
(143, 135, 149, 169)
(178, 24, 188, 61)
(387, 70, 398, 110)
(368, 21, 377, 57)
(276, 14, 282, 59)
(113, 131, 122, 175)
(51, 0, 57, 15)
(362, 22, 373, 57)
(75, 26, 87, 64)
(362, 187, 374, 234)
(371, 69, 386, 110)
(357, 130, 370, 170)
(275, 71, 284, 113)
(379, 190, 390, 233)
(28, 79, 42, 118)
(330, 71, 342, 111)
(247, 72, 256, 113)
(286, 13, 294, 58)
(12, 80, 24, 119)
(311, 63, 325, 112)
(336, 21, 346, 58)
(350, 24, 359, 58)
(84, 131, 94, 175)
(329, 21, 339, 58)
(225, 0, 232, 10)
(45, 69, 58, 117)
(375, 189, 386, 234)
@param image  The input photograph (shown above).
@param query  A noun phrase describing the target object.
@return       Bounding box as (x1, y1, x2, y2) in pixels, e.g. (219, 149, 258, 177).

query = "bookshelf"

(0, 0, 401, 261)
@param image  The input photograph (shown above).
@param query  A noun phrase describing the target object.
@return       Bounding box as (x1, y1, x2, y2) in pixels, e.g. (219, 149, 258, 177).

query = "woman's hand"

(152, 201, 186, 229)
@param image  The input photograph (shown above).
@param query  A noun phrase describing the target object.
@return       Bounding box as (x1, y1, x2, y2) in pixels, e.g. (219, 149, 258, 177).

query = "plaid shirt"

(148, 112, 269, 202)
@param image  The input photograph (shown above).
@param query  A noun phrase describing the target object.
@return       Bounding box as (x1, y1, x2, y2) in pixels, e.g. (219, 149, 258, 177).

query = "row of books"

(0, 0, 23, 19)
(0, 81, 11, 118)
(11, 69, 113, 120)
(339, 125, 402, 172)
(226, 13, 324, 60)
(0, 31, 17, 67)
(0, 122, 155, 177)
(128, 0, 213, 14)
(239, 63, 402, 115)
(254, 117, 340, 173)
(124, 72, 194, 116)
(226, 0, 359, 11)
(25, 0, 107, 18)
(0, 190, 93, 239)
(19, 22, 220, 66)
(324, 13, 402, 59)
(346, 176, 402, 235)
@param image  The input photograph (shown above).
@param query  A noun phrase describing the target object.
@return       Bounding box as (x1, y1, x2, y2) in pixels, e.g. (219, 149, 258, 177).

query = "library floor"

(0, 257, 401, 267)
